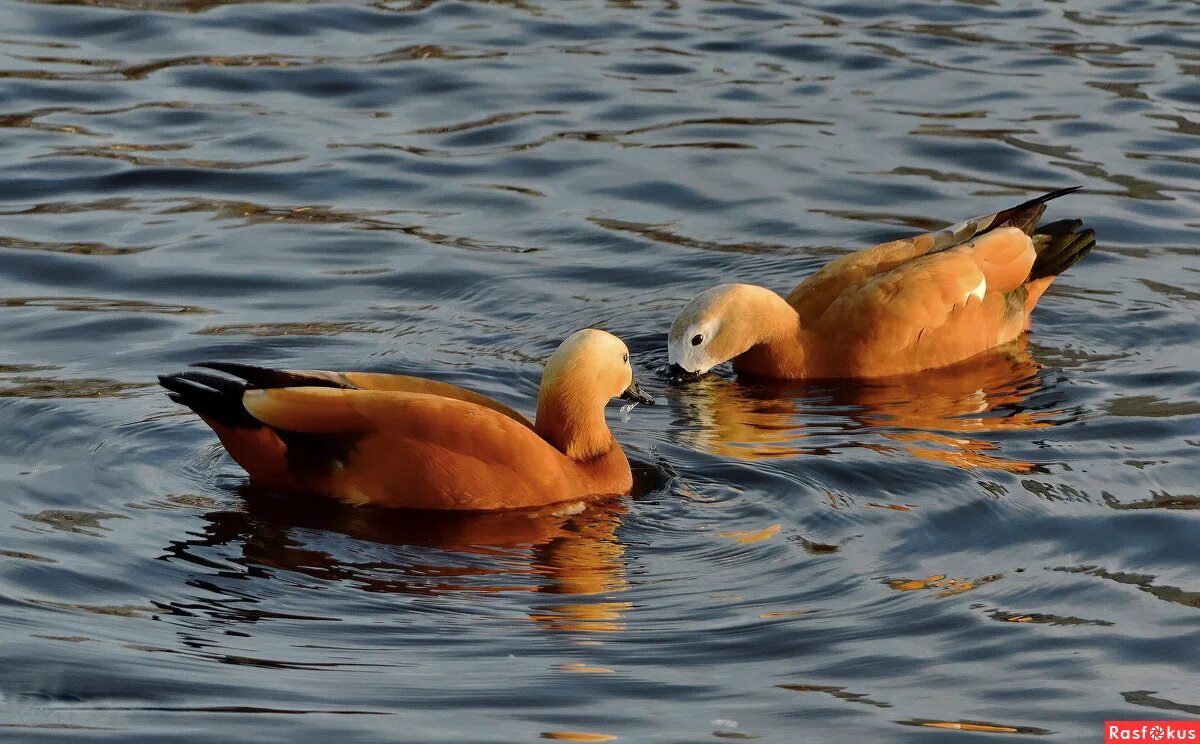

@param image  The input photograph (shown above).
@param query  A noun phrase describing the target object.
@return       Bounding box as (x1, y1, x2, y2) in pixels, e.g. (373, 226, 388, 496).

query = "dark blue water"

(1, 0, 1198, 741)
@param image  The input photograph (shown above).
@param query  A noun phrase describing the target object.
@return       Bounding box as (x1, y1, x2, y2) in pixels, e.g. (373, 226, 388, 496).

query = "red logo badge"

(1106, 722, 1200, 742)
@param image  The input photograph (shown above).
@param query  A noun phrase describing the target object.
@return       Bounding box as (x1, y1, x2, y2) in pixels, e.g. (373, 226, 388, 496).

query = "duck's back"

(787, 188, 1077, 319)
(778, 188, 1094, 377)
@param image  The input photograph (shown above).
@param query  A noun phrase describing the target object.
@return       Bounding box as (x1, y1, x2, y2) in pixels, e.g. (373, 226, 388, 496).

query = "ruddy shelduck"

(667, 187, 1095, 381)
(159, 329, 654, 510)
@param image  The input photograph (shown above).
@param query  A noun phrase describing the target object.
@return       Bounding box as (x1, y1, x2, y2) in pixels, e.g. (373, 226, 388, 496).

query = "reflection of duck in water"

(669, 375, 810, 460)
(159, 329, 653, 510)
(666, 188, 1094, 381)
(671, 340, 1058, 472)
(177, 490, 633, 633)
(526, 505, 632, 634)
(842, 341, 1054, 473)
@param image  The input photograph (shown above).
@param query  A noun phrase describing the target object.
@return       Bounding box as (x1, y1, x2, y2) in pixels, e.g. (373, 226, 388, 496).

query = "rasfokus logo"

(1106, 721, 1200, 742)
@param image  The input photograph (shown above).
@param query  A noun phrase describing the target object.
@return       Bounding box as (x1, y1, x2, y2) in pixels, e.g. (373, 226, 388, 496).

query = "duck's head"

(541, 329, 654, 408)
(667, 284, 782, 381)
(536, 329, 654, 460)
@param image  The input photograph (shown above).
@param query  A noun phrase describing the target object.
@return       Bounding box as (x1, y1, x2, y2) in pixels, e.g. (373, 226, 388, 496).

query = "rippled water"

(1, 0, 1198, 741)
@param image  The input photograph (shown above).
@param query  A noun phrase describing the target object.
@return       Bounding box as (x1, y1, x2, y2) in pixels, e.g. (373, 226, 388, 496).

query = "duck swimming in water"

(160, 329, 654, 510)
(667, 187, 1095, 381)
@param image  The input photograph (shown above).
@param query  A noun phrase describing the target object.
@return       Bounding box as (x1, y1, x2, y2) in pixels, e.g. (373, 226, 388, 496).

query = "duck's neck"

(535, 389, 616, 462)
(729, 288, 808, 379)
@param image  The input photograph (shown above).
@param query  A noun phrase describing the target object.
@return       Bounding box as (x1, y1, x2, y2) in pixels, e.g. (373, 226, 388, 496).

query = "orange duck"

(667, 187, 1095, 381)
(159, 329, 654, 510)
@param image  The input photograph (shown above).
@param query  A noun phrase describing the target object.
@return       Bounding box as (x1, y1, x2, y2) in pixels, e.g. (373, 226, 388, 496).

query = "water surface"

(1, 0, 1198, 741)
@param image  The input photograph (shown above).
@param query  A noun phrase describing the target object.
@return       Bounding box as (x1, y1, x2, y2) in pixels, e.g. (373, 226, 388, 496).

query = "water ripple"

(1, 0, 1197, 742)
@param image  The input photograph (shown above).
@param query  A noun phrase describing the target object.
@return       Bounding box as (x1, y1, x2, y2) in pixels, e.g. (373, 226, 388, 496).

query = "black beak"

(619, 378, 655, 405)
(666, 363, 703, 384)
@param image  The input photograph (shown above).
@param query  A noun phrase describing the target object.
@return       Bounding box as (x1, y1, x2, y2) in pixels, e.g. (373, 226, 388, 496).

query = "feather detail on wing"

(242, 387, 561, 479)
(787, 187, 1080, 321)
(340, 372, 532, 427)
(823, 254, 1010, 376)
(242, 387, 374, 434)
(824, 251, 990, 343)
(958, 226, 1036, 295)
(817, 228, 1032, 339)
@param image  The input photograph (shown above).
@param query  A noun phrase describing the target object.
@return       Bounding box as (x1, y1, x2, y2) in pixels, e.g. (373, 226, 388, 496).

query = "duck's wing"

(159, 369, 554, 502)
(241, 386, 526, 448)
(240, 386, 580, 509)
(786, 187, 1081, 321)
(809, 227, 1039, 376)
(192, 362, 532, 428)
(342, 372, 533, 428)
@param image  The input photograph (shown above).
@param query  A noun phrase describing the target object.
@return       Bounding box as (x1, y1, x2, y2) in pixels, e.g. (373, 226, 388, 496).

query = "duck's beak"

(619, 378, 655, 405)
(666, 363, 703, 384)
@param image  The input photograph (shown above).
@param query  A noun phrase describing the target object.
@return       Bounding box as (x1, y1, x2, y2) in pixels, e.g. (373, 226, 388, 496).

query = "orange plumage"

(160, 329, 654, 510)
(667, 187, 1095, 380)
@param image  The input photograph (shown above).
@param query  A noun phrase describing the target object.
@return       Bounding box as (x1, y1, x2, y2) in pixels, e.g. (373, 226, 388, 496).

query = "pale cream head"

(541, 328, 636, 403)
(536, 329, 652, 460)
(667, 284, 770, 375)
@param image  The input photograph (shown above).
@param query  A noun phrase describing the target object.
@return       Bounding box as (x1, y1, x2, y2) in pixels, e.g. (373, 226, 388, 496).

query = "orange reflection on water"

(672, 374, 808, 460)
(540, 732, 618, 742)
(674, 339, 1062, 472)
(716, 524, 782, 544)
(189, 492, 631, 634)
(526, 502, 632, 634)
(899, 719, 1049, 735)
(885, 572, 1001, 597)
(849, 342, 1057, 473)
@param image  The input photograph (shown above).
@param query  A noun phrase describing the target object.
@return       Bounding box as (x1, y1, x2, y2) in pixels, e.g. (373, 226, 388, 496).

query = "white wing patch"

(965, 276, 986, 303)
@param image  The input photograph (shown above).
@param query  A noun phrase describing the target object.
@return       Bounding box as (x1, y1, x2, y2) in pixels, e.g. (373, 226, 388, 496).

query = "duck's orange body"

(668, 188, 1095, 380)
(160, 330, 653, 511)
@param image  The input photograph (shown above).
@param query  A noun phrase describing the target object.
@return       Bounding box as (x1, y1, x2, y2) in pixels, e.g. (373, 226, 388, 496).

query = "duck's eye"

(691, 334, 704, 346)
(622, 353, 629, 364)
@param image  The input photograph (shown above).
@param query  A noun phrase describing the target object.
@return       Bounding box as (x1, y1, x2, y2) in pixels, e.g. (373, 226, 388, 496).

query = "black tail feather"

(988, 185, 1083, 235)
(177, 370, 245, 396)
(158, 370, 259, 428)
(1029, 218, 1096, 281)
(192, 362, 349, 390)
